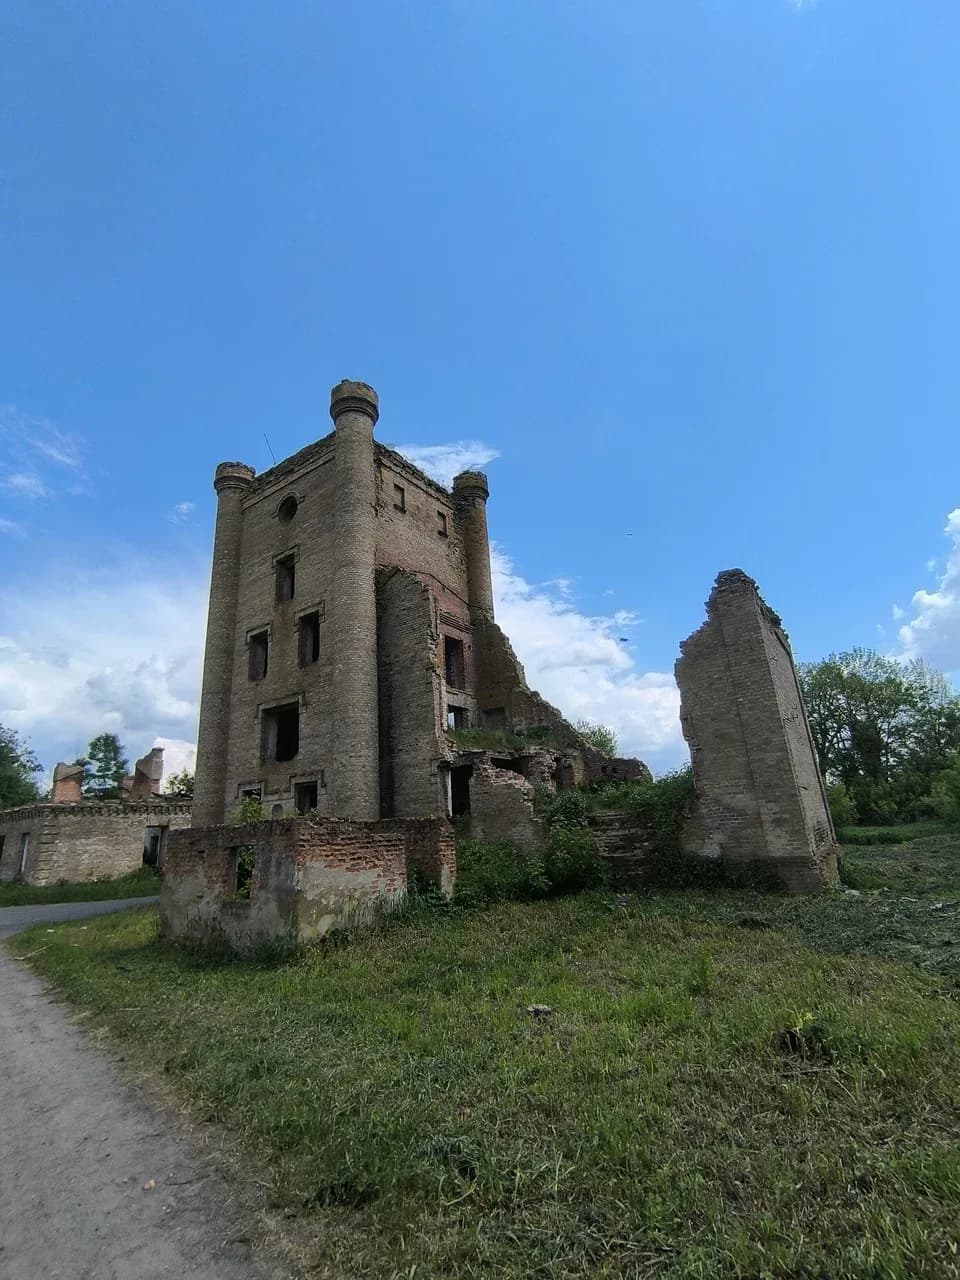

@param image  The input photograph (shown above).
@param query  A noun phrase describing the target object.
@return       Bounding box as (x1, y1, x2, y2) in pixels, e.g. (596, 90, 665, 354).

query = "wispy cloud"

(492, 548, 685, 769)
(0, 405, 86, 508)
(170, 501, 196, 524)
(0, 517, 24, 537)
(898, 508, 960, 674)
(2, 472, 48, 499)
(390, 440, 500, 489)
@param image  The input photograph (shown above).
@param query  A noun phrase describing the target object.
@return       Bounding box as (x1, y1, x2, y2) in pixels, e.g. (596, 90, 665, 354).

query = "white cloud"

(390, 441, 500, 488)
(891, 604, 905, 621)
(0, 405, 87, 515)
(898, 508, 960, 673)
(170, 501, 195, 523)
(0, 567, 207, 771)
(491, 548, 686, 770)
(3, 472, 48, 499)
(153, 737, 197, 781)
(0, 517, 24, 537)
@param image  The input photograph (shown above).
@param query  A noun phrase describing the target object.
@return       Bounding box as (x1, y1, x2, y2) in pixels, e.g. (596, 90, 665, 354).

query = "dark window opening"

(248, 630, 269, 681)
(554, 761, 576, 791)
(483, 707, 507, 730)
(142, 826, 164, 868)
(437, 510, 448, 537)
(299, 611, 321, 666)
(230, 845, 255, 900)
(276, 554, 296, 603)
(262, 702, 300, 763)
(320, 769, 326, 789)
(295, 781, 318, 814)
(491, 757, 526, 777)
(241, 787, 262, 802)
(447, 705, 467, 730)
(444, 635, 465, 688)
(271, 803, 284, 819)
(450, 765, 472, 818)
(393, 484, 406, 512)
(278, 494, 298, 524)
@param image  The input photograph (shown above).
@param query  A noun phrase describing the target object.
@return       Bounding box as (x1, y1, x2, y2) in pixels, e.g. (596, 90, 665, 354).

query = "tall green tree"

(82, 732, 130, 796)
(0, 724, 43, 809)
(798, 648, 960, 824)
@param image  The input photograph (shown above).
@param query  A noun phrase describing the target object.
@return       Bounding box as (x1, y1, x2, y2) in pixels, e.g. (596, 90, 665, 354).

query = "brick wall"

(467, 761, 546, 852)
(676, 571, 837, 893)
(0, 802, 191, 885)
(160, 814, 454, 951)
(377, 569, 447, 817)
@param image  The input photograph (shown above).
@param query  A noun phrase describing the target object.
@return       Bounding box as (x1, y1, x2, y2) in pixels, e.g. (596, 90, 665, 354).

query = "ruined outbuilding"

(676, 570, 838, 892)
(0, 746, 191, 886)
(165, 379, 646, 947)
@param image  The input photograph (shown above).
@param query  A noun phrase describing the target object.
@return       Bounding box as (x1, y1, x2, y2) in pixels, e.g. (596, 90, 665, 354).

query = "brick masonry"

(160, 815, 454, 951)
(676, 570, 838, 893)
(0, 801, 191, 885)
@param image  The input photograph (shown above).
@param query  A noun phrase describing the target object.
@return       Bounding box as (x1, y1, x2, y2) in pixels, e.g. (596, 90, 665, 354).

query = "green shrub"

(826, 782, 858, 830)
(454, 839, 547, 906)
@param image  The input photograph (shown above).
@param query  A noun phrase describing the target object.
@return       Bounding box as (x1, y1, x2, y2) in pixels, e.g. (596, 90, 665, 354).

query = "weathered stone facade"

(0, 800, 191, 886)
(676, 570, 838, 893)
(160, 816, 454, 951)
(190, 378, 646, 831)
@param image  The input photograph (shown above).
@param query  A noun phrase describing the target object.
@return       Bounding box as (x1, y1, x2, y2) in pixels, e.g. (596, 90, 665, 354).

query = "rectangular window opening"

(450, 765, 472, 818)
(444, 635, 465, 689)
(143, 826, 163, 868)
(295, 781, 319, 814)
(262, 702, 300, 763)
(230, 845, 256, 900)
(298, 611, 321, 666)
(248, 630, 269, 681)
(276, 554, 296, 603)
(447, 705, 467, 730)
(437, 510, 448, 538)
(393, 483, 406, 512)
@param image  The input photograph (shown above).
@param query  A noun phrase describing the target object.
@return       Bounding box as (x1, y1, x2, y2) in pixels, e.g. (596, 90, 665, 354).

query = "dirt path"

(0, 904, 295, 1279)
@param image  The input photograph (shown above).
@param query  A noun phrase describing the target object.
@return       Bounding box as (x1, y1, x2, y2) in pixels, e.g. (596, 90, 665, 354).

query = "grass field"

(11, 833, 960, 1279)
(0, 865, 160, 908)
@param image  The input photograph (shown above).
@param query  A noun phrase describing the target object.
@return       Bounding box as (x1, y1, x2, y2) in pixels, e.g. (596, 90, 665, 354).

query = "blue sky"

(2, 0, 959, 779)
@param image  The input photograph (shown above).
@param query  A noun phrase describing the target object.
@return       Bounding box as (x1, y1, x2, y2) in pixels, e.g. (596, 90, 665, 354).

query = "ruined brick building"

(190, 379, 642, 831)
(0, 748, 190, 886)
(163, 379, 836, 950)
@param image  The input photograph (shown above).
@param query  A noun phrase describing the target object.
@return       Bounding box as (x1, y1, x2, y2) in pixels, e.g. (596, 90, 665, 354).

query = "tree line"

(0, 728, 193, 809)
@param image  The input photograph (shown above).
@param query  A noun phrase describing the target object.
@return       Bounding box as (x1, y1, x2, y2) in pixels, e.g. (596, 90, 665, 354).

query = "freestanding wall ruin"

(676, 570, 838, 893)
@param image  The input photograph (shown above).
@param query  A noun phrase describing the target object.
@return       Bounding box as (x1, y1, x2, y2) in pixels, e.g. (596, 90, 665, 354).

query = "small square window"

(447, 705, 467, 730)
(437, 510, 448, 538)
(248, 630, 269, 681)
(295, 781, 318, 814)
(276, 554, 296, 603)
(393, 484, 406, 512)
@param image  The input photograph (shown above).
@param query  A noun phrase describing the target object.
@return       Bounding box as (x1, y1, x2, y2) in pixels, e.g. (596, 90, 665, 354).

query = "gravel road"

(0, 900, 295, 1279)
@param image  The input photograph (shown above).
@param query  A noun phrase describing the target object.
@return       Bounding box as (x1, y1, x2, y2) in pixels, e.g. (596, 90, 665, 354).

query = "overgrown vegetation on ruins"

(14, 830, 960, 1279)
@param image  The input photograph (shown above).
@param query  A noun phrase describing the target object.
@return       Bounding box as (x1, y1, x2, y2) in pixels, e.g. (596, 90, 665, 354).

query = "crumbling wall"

(472, 618, 649, 783)
(467, 760, 546, 852)
(676, 570, 837, 893)
(0, 802, 191, 885)
(377, 568, 447, 817)
(160, 815, 454, 952)
(51, 762, 84, 804)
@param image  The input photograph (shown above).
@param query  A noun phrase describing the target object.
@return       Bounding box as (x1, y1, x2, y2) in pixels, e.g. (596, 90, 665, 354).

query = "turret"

(193, 461, 255, 825)
(452, 470, 494, 621)
(329, 380, 381, 819)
